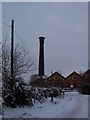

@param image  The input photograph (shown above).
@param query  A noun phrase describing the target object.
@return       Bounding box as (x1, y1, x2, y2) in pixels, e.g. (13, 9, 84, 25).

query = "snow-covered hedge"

(3, 78, 33, 108)
(3, 78, 65, 108)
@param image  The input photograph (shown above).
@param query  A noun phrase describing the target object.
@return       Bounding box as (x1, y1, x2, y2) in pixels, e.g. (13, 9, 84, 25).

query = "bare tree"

(2, 39, 34, 107)
(13, 44, 34, 78)
(2, 39, 34, 80)
(2, 39, 11, 81)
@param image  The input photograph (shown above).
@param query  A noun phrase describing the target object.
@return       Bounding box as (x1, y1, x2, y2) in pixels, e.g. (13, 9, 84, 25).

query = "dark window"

(54, 76, 57, 79)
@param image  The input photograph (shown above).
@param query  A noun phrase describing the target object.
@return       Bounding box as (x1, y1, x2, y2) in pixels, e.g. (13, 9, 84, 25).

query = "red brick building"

(46, 71, 83, 89)
(65, 71, 83, 89)
(46, 72, 65, 88)
(30, 70, 90, 89)
(82, 69, 90, 84)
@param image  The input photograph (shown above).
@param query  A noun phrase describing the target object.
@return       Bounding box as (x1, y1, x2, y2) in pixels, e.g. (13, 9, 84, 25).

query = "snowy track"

(3, 92, 88, 118)
(57, 92, 88, 118)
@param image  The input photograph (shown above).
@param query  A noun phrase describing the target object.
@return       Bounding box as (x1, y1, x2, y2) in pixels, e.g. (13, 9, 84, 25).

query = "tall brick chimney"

(38, 36, 45, 76)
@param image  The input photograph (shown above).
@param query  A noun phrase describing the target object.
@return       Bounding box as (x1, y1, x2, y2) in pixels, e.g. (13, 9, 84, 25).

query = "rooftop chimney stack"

(38, 36, 45, 77)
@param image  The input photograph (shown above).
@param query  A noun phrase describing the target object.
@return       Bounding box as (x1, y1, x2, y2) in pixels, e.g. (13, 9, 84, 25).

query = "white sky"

(2, 2, 88, 81)
(1, 0, 90, 2)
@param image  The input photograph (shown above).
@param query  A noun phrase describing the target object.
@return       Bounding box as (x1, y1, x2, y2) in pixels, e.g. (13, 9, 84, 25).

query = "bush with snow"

(3, 78, 65, 108)
(3, 78, 33, 107)
(30, 87, 64, 103)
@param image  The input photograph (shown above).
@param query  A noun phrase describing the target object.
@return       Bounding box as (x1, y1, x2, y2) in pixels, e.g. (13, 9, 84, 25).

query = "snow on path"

(3, 92, 88, 118)
(56, 92, 88, 118)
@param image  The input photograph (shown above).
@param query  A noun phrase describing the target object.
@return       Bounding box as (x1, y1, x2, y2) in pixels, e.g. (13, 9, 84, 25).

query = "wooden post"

(11, 20, 14, 79)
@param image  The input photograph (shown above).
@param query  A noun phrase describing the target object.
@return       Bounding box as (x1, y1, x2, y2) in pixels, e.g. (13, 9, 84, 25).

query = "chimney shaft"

(38, 36, 45, 76)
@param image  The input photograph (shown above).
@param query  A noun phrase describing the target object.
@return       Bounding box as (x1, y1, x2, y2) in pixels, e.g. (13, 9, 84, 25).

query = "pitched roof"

(66, 71, 82, 79)
(83, 69, 90, 77)
(47, 72, 65, 80)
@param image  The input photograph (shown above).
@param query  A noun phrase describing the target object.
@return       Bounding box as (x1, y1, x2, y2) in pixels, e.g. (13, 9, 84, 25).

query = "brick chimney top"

(39, 36, 45, 44)
(39, 36, 45, 40)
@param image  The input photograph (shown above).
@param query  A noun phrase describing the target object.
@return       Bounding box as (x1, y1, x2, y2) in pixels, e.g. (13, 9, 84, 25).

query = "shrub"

(3, 78, 33, 107)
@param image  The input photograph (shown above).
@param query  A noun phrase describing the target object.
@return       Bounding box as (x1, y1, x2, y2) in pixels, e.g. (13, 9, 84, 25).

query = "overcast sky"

(2, 0, 89, 2)
(2, 2, 88, 81)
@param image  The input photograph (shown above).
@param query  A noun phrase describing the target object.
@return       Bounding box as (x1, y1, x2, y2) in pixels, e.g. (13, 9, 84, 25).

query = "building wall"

(83, 69, 90, 84)
(46, 72, 65, 88)
(30, 79, 46, 87)
(30, 70, 90, 88)
(65, 72, 83, 88)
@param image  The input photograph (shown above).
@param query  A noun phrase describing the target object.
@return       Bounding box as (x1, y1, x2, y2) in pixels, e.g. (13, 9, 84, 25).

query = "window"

(54, 76, 57, 80)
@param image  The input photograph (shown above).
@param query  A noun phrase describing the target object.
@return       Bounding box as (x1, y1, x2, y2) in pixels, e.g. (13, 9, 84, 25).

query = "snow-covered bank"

(3, 92, 88, 118)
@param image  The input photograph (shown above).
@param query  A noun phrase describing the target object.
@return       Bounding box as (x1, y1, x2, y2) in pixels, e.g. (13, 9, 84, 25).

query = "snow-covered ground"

(3, 92, 88, 118)
(0, 95, 2, 119)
